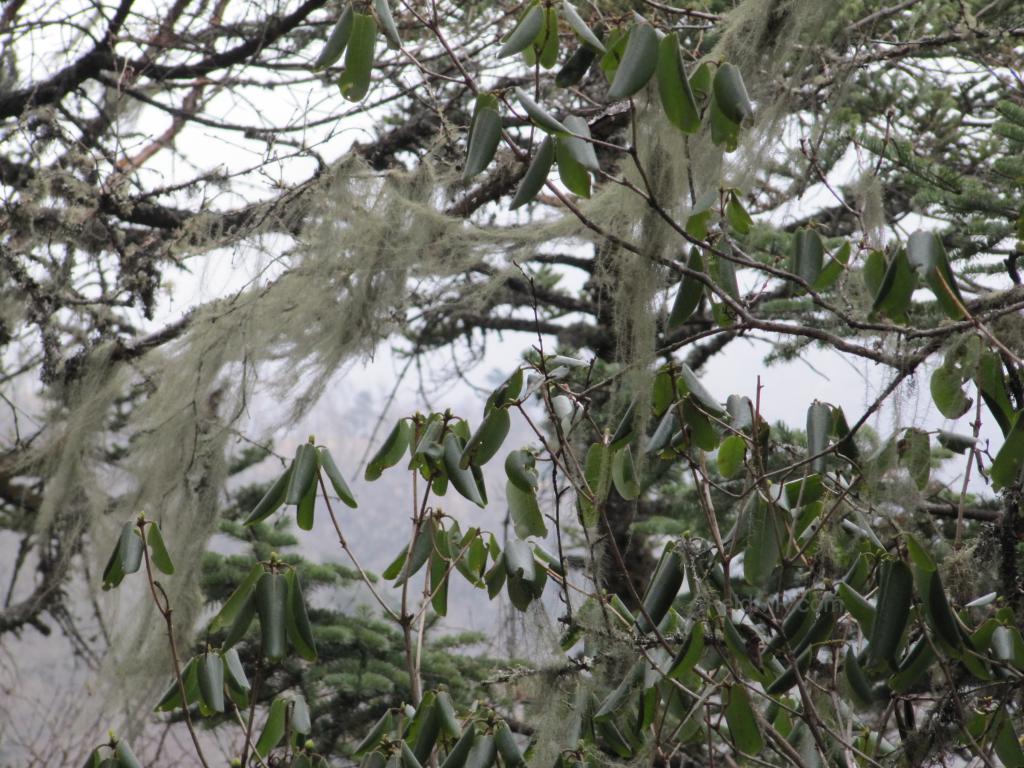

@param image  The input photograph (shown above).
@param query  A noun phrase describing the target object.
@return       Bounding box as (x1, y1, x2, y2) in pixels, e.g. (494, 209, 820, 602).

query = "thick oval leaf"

(791, 228, 824, 285)
(712, 63, 752, 124)
(211, 562, 262, 631)
(464, 105, 502, 181)
(505, 449, 538, 492)
(355, 710, 394, 757)
(394, 518, 436, 586)
(724, 685, 763, 754)
(255, 697, 288, 757)
(198, 652, 225, 713)
(925, 569, 963, 652)
(610, 401, 636, 450)
(464, 733, 496, 768)
(637, 545, 684, 632)
(222, 647, 250, 692)
(507, 479, 546, 538)
(120, 522, 144, 577)
(837, 582, 875, 636)
(366, 418, 411, 480)
(256, 571, 288, 662)
(606, 24, 658, 101)
(313, 4, 354, 69)
(223, 590, 257, 648)
(285, 442, 319, 505)
(145, 522, 175, 575)
(561, 1, 604, 52)
(667, 248, 704, 330)
(906, 229, 966, 319)
(725, 191, 752, 235)
(717, 434, 746, 479)
(373, 0, 400, 50)
(561, 115, 600, 171)
(537, 7, 559, 69)
(286, 570, 317, 661)
(439, 726, 477, 768)
(514, 88, 569, 134)
(678, 363, 724, 414)
(611, 446, 640, 500)
(509, 134, 557, 207)
(867, 558, 913, 671)
(498, 3, 543, 58)
(555, 44, 597, 88)
(814, 240, 851, 291)
(806, 400, 832, 474)
(554, 135, 590, 197)
(656, 33, 699, 133)
(494, 721, 524, 768)
(743, 496, 784, 587)
(991, 412, 1024, 490)
(461, 407, 511, 467)
(338, 13, 377, 101)
(113, 741, 142, 768)
(871, 248, 916, 321)
(318, 446, 358, 508)
(244, 465, 292, 525)
(443, 433, 485, 506)
(931, 364, 972, 419)
(290, 693, 312, 734)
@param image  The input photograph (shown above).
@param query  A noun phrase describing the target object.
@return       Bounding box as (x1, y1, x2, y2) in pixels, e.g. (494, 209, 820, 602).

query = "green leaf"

(561, 1, 604, 52)
(991, 411, 1024, 490)
(606, 24, 658, 101)
(871, 248, 916, 321)
(507, 479, 547, 538)
(443, 433, 485, 507)
(435, 690, 461, 739)
(244, 465, 292, 525)
(993, 709, 1024, 768)
(611, 446, 641, 500)
(561, 115, 600, 171)
(510, 137, 554, 209)
(806, 400, 832, 474)
(484, 553, 506, 598)
(210, 562, 262, 631)
(656, 33, 699, 133)
(863, 249, 886, 297)
(814, 240, 851, 291)
(285, 570, 317, 661)
(716, 435, 746, 478)
(931, 363, 972, 419)
(146, 522, 175, 575)
(713, 63, 752, 123)
(223, 590, 257, 648)
(669, 621, 705, 678)
(514, 88, 568, 134)
(505, 449, 538, 492)
(338, 12, 377, 101)
(256, 571, 288, 662)
(555, 43, 597, 88)
(366, 418, 411, 480)
(867, 558, 913, 671)
(255, 698, 288, 757)
(724, 685, 763, 754)
(610, 401, 636, 450)
(938, 430, 976, 454)
(296, 477, 316, 531)
(155, 656, 201, 712)
(373, 0, 401, 50)
(906, 230, 965, 319)
(744, 495, 786, 587)
(503, 539, 536, 583)
(464, 101, 502, 181)
(725, 191, 752, 235)
(595, 661, 645, 722)
(689, 61, 711, 98)
(285, 442, 319, 505)
(677, 363, 724, 414)
(668, 248, 705, 331)
(461, 408, 511, 468)
(198, 651, 225, 713)
(537, 7, 559, 69)
(791, 228, 824, 286)
(554, 135, 590, 197)
(498, 3, 543, 58)
(977, 352, 1014, 435)
(464, 733, 496, 768)
(355, 710, 394, 757)
(313, 4, 354, 70)
(837, 582, 875, 636)
(924, 569, 963, 652)
(584, 442, 612, 508)
(899, 428, 930, 490)
(222, 647, 250, 692)
(439, 726, 477, 768)
(494, 721, 524, 768)
(394, 518, 436, 586)
(637, 545, 685, 632)
(113, 741, 142, 768)
(290, 693, 312, 734)
(408, 691, 441, 762)
(318, 446, 358, 508)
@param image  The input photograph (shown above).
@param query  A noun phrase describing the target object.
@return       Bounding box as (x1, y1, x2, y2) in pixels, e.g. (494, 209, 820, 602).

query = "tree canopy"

(1, 0, 1024, 766)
